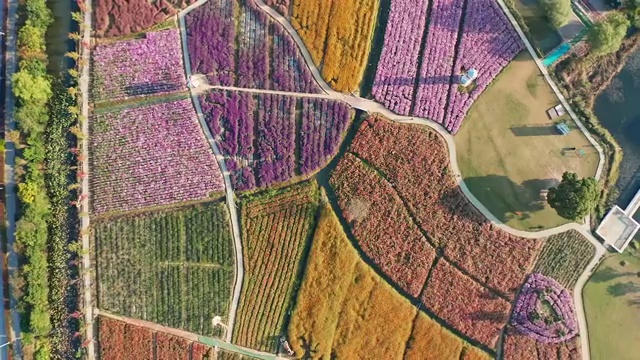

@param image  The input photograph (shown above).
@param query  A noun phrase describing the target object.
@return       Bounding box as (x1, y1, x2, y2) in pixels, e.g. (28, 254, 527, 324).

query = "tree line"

(11, 0, 84, 358)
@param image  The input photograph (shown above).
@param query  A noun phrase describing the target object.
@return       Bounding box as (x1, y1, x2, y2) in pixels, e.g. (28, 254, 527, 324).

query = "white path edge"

(177, 0, 607, 358)
(80, 1, 96, 359)
(178, 0, 245, 343)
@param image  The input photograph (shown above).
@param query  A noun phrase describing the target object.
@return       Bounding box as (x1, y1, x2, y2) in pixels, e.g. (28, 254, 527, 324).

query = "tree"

(588, 12, 630, 56)
(12, 71, 52, 104)
(547, 172, 599, 221)
(541, 0, 572, 28)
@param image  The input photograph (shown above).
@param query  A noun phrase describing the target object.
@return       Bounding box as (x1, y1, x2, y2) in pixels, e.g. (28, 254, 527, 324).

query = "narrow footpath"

(79, 1, 95, 358)
(178, 1, 245, 343)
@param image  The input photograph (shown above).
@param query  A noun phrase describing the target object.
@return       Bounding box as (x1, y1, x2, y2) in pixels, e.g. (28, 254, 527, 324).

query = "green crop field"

(533, 230, 596, 288)
(233, 182, 320, 353)
(93, 201, 235, 337)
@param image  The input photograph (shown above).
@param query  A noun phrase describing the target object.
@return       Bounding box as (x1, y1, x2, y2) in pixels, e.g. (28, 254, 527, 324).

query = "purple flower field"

(186, 0, 320, 93)
(372, 0, 430, 114)
(89, 99, 224, 214)
(444, 0, 523, 133)
(372, 0, 523, 133)
(412, 0, 465, 123)
(199, 90, 352, 191)
(91, 29, 186, 102)
(511, 273, 578, 343)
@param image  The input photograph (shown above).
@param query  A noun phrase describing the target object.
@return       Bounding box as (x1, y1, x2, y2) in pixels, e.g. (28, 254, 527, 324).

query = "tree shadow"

(510, 124, 558, 136)
(123, 81, 182, 96)
(460, 175, 557, 225)
(467, 310, 508, 324)
(590, 266, 636, 283)
(627, 296, 640, 307)
(606, 281, 640, 297)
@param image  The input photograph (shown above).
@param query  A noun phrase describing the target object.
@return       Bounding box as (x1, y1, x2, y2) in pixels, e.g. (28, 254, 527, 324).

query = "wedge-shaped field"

(91, 29, 186, 102)
(288, 204, 489, 359)
(502, 326, 581, 360)
(422, 260, 511, 349)
(98, 317, 154, 359)
(233, 182, 319, 352)
(330, 153, 436, 297)
(94, 0, 195, 37)
(185, 0, 320, 93)
(350, 116, 542, 298)
(372, 0, 523, 132)
(288, 0, 378, 92)
(89, 99, 224, 214)
(533, 230, 596, 288)
(199, 90, 352, 191)
(93, 201, 234, 337)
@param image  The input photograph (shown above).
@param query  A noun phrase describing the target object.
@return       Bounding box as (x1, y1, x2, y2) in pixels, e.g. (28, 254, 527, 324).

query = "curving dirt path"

(178, 1, 606, 358)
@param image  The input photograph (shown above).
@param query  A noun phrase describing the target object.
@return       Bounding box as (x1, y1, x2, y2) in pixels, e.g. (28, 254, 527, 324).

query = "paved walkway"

(79, 2, 96, 359)
(178, 1, 245, 343)
(3, 0, 23, 356)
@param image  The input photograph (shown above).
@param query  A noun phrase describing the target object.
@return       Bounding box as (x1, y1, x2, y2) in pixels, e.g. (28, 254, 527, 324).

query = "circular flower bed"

(511, 273, 578, 343)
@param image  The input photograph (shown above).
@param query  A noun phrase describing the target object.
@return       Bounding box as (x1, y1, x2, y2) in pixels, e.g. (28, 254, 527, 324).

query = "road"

(3, 0, 23, 355)
(178, 1, 245, 343)
(79, 1, 95, 358)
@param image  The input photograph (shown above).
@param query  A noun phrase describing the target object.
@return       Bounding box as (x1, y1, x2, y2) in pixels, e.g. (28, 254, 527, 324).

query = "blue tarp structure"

(555, 122, 570, 135)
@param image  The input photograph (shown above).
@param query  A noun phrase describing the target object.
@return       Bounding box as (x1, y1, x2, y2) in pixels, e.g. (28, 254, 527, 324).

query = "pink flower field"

(89, 99, 224, 214)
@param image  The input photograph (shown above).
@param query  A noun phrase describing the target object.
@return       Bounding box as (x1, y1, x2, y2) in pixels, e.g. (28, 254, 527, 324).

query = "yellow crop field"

(287, 204, 487, 359)
(291, 0, 378, 92)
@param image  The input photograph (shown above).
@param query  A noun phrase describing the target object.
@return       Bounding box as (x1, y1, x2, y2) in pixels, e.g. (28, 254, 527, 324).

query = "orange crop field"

(287, 204, 488, 359)
(291, 0, 378, 92)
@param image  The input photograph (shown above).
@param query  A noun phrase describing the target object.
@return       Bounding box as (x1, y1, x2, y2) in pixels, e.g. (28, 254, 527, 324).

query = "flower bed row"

(330, 153, 436, 297)
(89, 99, 224, 214)
(91, 29, 186, 102)
(443, 0, 523, 133)
(412, 0, 466, 123)
(199, 90, 352, 191)
(98, 317, 226, 359)
(372, 0, 430, 114)
(94, 0, 195, 38)
(422, 260, 511, 349)
(511, 274, 578, 343)
(533, 230, 596, 288)
(290, 0, 378, 92)
(186, 0, 320, 93)
(372, 0, 523, 133)
(349, 116, 542, 298)
(234, 182, 320, 353)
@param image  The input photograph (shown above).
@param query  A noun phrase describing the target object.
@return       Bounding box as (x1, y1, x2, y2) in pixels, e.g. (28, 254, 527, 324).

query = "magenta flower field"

(199, 90, 352, 191)
(89, 99, 224, 214)
(91, 29, 186, 102)
(511, 273, 579, 343)
(185, 0, 320, 93)
(373, 0, 523, 133)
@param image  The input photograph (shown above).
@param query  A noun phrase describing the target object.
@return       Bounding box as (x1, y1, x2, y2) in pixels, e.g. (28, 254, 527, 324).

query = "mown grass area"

(584, 253, 640, 360)
(287, 204, 490, 359)
(512, 0, 562, 54)
(455, 51, 599, 231)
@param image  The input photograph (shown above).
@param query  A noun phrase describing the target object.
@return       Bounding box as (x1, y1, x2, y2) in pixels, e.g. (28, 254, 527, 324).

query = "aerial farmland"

(4, 0, 640, 359)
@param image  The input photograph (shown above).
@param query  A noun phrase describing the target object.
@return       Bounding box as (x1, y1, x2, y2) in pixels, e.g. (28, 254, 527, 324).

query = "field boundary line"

(177, 0, 245, 343)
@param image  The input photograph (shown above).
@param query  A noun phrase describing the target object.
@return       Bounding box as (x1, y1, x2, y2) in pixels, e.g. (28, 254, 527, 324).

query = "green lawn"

(513, 0, 563, 54)
(583, 253, 640, 360)
(455, 51, 599, 231)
